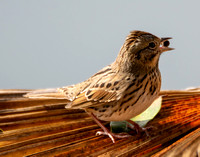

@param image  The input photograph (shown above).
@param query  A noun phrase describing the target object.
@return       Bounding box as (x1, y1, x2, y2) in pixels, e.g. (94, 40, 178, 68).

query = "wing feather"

(68, 73, 129, 109)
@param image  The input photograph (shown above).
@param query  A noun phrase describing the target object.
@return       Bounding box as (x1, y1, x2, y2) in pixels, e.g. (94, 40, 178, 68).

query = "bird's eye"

(163, 40, 170, 47)
(148, 42, 156, 49)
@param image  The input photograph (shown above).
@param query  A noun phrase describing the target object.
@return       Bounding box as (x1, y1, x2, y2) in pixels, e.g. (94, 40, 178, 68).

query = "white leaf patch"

(131, 96, 162, 127)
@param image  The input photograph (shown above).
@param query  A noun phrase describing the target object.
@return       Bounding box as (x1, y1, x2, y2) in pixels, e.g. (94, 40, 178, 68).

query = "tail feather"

(24, 88, 68, 99)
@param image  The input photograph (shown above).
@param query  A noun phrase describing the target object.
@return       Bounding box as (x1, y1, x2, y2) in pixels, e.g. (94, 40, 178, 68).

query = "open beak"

(160, 37, 174, 53)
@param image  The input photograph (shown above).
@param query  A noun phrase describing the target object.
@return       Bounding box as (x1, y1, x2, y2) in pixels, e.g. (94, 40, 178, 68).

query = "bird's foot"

(96, 131, 131, 143)
(89, 113, 131, 143)
(126, 120, 156, 137)
(141, 126, 156, 137)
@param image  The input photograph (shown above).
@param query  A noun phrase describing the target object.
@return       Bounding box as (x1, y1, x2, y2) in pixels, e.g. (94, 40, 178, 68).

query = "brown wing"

(67, 74, 128, 109)
(69, 89, 118, 108)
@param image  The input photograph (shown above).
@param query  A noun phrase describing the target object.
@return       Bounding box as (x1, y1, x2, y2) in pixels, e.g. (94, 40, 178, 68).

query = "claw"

(126, 120, 156, 137)
(89, 113, 131, 143)
(96, 131, 132, 143)
(96, 131, 116, 143)
(141, 126, 157, 137)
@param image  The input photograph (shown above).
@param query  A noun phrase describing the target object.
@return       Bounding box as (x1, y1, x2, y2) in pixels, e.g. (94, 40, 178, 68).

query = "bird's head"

(115, 30, 174, 72)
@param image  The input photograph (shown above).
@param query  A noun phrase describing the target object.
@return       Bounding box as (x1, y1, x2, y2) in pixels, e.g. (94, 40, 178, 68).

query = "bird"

(25, 30, 174, 143)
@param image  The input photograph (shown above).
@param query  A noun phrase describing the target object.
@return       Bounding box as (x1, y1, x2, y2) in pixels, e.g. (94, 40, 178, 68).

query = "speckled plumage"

(25, 30, 173, 143)
(60, 31, 171, 121)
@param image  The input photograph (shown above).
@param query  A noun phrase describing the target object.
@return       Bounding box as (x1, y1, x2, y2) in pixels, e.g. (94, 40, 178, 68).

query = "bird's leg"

(126, 120, 154, 136)
(89, 113, 131, 143)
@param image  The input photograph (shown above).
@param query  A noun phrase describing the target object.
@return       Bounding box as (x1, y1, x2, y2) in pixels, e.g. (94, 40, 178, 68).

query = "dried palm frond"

(0, 88, 199, 157)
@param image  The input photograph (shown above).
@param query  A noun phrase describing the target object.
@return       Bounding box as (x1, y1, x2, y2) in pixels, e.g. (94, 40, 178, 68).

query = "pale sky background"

(0, 1, 200, 90)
